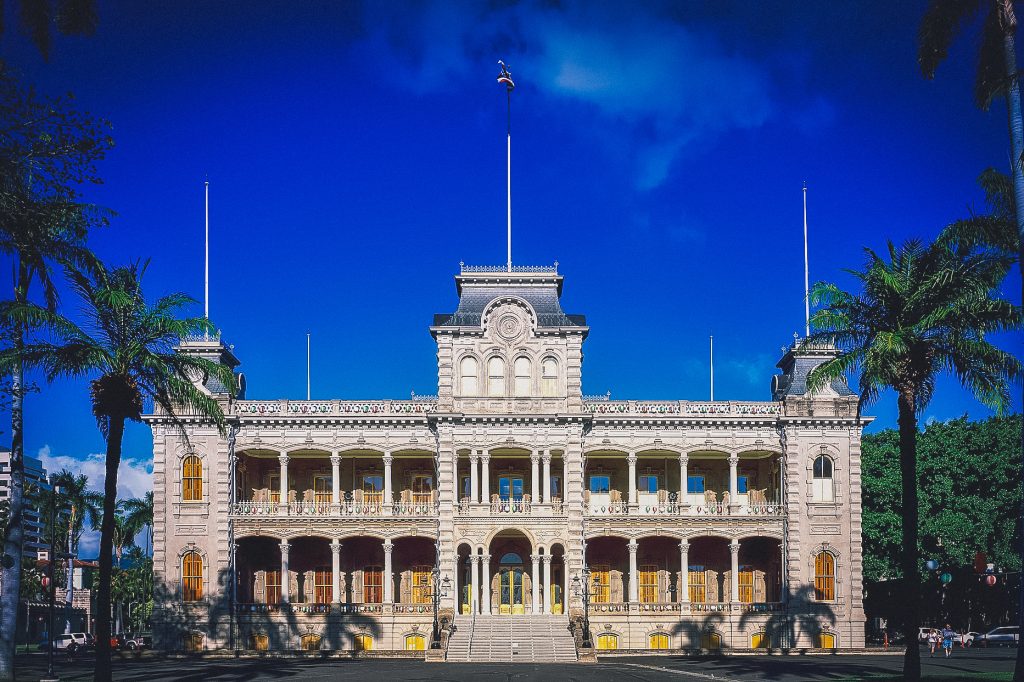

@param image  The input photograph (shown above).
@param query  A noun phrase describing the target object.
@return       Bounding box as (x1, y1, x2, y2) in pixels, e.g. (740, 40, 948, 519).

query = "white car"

(51, 633, 88, 650)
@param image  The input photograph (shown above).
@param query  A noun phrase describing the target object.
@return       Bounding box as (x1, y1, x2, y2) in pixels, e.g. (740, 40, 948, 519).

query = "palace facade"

(146, 264, 868, 656)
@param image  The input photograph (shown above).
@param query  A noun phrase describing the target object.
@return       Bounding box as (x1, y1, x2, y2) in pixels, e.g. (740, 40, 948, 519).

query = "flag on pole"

(497, 60, 515, 91)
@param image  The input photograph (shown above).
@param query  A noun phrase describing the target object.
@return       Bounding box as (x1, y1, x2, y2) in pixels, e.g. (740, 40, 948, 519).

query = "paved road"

(12, 647, 1016, 681)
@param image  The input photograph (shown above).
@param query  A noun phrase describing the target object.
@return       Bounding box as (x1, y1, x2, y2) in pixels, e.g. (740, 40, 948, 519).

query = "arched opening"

(405, 633, 426, 650)
(813, 455, 835, 502)
(550, 543, 566, 614)
(487, 530, 534, 615)
(300, 633, 321, 651)
(460, 356, 479, 396)
(585, 536, 628, 604)
(456, 543, 473, 614)
(182, 455, 202, 501)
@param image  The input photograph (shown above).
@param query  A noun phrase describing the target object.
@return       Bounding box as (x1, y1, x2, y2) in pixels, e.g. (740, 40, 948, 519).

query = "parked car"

(45, 632, 89, 651)
(977, 626, 1019, 647)
(917, 627, 940, 643)
(963, 632, 980, 646)
(114, 633, 151, 651)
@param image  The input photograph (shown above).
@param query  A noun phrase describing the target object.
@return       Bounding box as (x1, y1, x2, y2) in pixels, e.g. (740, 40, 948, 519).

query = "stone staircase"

(446, 614, 577, 662)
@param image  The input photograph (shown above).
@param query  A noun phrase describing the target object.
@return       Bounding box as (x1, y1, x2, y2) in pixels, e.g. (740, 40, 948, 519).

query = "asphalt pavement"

(11, 646, 1017, 681)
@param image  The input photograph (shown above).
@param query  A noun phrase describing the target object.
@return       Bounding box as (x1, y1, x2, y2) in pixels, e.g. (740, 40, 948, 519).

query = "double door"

(499, 567, 525, 614)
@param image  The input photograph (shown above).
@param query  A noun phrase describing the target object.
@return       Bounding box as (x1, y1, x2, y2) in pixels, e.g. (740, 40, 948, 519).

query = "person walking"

(928, 629, 939, 656)
(941, 624, 956, 657)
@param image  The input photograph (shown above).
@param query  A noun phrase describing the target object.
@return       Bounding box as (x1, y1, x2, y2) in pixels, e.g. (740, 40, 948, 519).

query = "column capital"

(382, 454, 393, 466)
(383, 539, 394, 553)
(531, 453, 540, 464)
(469, 554, 480, 564)
(541, 554, 553, 564)
(278, 454, 290, 465)
(279, 540, 290, 555)
(626, 454, 637, 465)
(728, 455, 739, 466)
(679, 454, 689, 465)
(469, 452, 479, 463)
(480, 454, 490, 464)
(541, 451, 552, 462)
(330, 455, 341, 466)
(330, 540, 342, 553)
(679, 540, 689, 554)
(627, 538, 638, 552)
(530, 554, 541, 563)
(481, 554, 491, 562)
(729, 539, 741, 553)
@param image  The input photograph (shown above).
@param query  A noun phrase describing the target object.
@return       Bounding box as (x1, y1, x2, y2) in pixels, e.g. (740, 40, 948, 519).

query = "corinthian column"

(330, 539, 342, 604)
(627, 539, 639, 603)
(280, 540, 291, 603)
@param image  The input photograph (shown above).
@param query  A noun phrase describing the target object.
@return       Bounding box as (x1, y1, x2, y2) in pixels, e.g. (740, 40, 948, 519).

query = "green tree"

(121, 491, 152, 558)
(1, 261, 233, 681)
(0, 0, 98, 61)
(0, 64, 110, 682)
(807, 239, 1021, 681)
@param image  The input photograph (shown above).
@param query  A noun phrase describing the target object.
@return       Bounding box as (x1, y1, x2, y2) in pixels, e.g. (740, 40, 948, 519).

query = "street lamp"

(44, 483, 62, 682)
(430, 567, 452, 649)
(571, 567, 593, 649)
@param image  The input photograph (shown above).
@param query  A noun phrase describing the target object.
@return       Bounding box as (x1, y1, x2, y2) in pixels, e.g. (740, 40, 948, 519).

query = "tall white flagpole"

(306, 332, 311, 400)
(498, 61, 515, 273)
(803, 182, 810, 337)
(204, 180, 210, 339)
(710, 335, 714, 401)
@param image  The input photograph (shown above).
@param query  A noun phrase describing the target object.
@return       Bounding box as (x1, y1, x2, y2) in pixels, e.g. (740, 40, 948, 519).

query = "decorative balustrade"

(586, 501, 630, 515)
(460, 263, 558, 274)
(232, 501, 276, 516)
(583, 400, 780, 417)
(234, 399, 438, 417)
(489, 498, 531, 514)
(229, 497, 436, 518)
(585, 501, 784, 518)
(235, 603, 385, 615)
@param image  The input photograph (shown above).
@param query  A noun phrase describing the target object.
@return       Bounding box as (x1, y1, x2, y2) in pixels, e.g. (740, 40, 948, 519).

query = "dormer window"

(460, 356, 478, 396)
(514, 357, 531, 396)
(488, 357, 506, 397)
(541, 358, 558, 396)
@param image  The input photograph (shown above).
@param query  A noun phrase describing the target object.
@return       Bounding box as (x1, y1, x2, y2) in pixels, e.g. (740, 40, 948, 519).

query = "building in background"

(0, 447, 50, 560)
(146, 265, 869, 657)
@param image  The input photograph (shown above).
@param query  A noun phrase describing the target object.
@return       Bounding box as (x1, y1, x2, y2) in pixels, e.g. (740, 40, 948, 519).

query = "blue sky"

(1, 1, 1021, 552)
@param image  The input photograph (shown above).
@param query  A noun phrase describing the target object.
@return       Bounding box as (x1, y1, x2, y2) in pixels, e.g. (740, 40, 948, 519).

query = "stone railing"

(584, 501, 784, 518)
(233, 399, 438, 417)
(489, 498, 531, 514)
(230, 498, 437, 518)
(460, 263, 558, 274)
(456, 498, 555, 515)
(583, 400, 780, 417)
(235, 603, 387, 615)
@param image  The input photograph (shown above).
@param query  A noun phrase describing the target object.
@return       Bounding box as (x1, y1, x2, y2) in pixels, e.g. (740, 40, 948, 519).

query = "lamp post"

(430, 567, 452, 649)
(571, 567, 593, 648)
(44, 482, 63, 682)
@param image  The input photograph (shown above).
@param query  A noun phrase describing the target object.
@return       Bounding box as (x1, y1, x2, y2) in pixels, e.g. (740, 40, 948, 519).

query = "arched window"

(541, 358, 558, 396)
(182, 455, 202, 501)
(248, 632, 269, 651)
(649, 633, 669, 649)
(812, 454, 834, 502)
(300, 633, 321, 651)
(514, 357, 531, 396)
(182, 551, 203, 602)
(487, 357, 506, 397)
(751, 631, 769, 648)
(701, 631, 722, 650)
(405, 633, 426, 650)
(814, 551, 836, 601)
(596, 633, 618, 650)
(460, 357, 478, 396)
(355, 634, 373, 651)
(819, 632, 837, 648)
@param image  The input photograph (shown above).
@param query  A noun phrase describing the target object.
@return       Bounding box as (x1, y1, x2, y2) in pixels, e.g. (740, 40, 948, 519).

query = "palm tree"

(122, 491, 153, 558)
(37, 470, 101, 634)
(806, 239, 1021, 681)
(1, 261, 234, 681)
(0, 66, 110, 681)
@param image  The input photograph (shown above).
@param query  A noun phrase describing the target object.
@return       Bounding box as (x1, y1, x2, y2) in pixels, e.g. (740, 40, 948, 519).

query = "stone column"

(542, 452, 552, 504)
(480, 454, 491, 505)
(627, 539, 639, 602)
(780, 542, 788, 604)
(481, 555, 491, 614)
(383, 539, 394, 603)
(542, 555, 553, 614)
(627, 454, 638, 506)
(728, 456, 739, 510)
(730, 540, 740, 603)
(530, 554, 541, 614)
(778, 457, 785, 504)
(469, 453, 479, 504)
(280, 540, 291, 603)
(531, 453, 541, 502)
(470, 554, 480, 614)
(678, 455, 689, 507)
(383, 453, 393, 510)
(330, 454, 341, 512)
(330, 540, 342, 604)
(679, 541, 690, 604)
(278, 454, 289, 514)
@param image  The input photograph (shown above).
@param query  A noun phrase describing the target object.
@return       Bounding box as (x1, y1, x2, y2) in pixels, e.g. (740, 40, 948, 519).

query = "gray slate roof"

(434, 286, 586, 328)
(774, 352, 855, 399)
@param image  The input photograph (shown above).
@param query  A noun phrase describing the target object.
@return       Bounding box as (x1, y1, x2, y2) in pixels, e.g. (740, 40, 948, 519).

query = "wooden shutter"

(254, 571, 266, 604)
(400, 570, 412, 604)
(610, 569, 624, 603)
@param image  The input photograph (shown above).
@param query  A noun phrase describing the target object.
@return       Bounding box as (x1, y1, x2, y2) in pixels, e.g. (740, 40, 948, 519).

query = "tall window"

(487, 357, 506, 397)
(688, 566, 706, 603)
(182, 551, 203, 601)
(639, 474, 658, 494)
(412, 566, 432, 604)
(639, 565, 658, 603)
(182, 455, 202, 501)
(819, 632, 837, 648)
(738, 568, 754, 603)
(814, 551, 836, 601)
(355, 634, 373, 651)
(314, 568, 332, 604)
(405, 633, 426, 650)
(541, 358, 558, 396)
(590, 565, 610, 604)
(313, 475, 331, 504)
(269, 475, 280, 503)
(460, 357, 478, 396)
(751, 631, 769, 648)
(265, 570, 281, 604)
(514, 357, 531, 396)
(596, 633, 618, 650)
(737, 475, 749, 494)
(589, 475, 611, 494)
(300, 633, 321, 651)
(813, 455, 835, 502)
(649, 633, 669, 650)
(411, 474, 433, 504)
(362, 474, 383, 505)
(686, 475, 705, 494)
(364, 566, 383, 603)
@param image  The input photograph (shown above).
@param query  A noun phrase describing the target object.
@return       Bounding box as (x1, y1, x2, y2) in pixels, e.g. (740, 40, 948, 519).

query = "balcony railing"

(583, 399, 780, 417)
(234, 399, 438, 417)
(489, 498, 531, 514)
(585, 501, 784, 517)
(230, 497, 436, 518)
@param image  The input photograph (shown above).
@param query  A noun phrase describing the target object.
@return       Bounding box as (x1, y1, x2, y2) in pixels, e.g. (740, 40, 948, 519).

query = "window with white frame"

(812, 455, 835, 502)
(541, 358, 558, 396)
(460, 357, 478, 396)
(514, 357, 531, 396)
(487, 357, 506, 397)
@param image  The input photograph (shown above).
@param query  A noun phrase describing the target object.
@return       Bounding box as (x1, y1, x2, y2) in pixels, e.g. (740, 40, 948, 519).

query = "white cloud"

(36, 445, 153, 558)
(354, 0, 776, 190)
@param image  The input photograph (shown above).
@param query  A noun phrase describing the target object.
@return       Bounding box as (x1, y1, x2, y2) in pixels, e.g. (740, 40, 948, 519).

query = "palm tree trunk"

(998, 5, 1024, 678)
(0, 261, 29, 682)
(898, 387, 921, 682)
(94, 416, 125, 682)
(64, 524, 74, 634)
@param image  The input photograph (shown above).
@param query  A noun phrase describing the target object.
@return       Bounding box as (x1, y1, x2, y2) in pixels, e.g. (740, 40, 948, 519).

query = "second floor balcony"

(231, 491, 438, 518)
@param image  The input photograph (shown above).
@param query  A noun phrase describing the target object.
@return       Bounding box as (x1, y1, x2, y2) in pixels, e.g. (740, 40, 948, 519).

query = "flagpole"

(803, 182, 810, 337)
(710, 335, 714, 401)
(306, 332, 311, 400)
(204, 180, 209, 339)
(506, 77, 512, 272)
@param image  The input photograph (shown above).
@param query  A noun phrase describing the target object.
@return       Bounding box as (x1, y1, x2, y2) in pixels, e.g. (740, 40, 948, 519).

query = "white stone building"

(146, 264, 868, 656)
